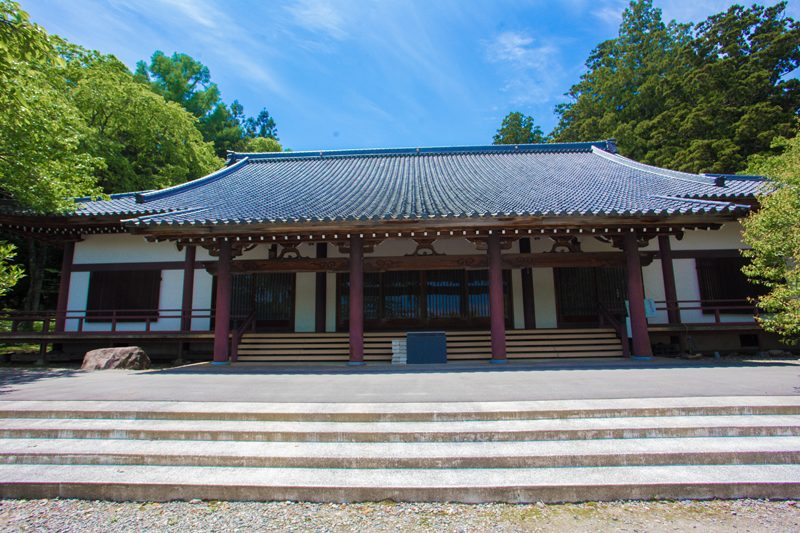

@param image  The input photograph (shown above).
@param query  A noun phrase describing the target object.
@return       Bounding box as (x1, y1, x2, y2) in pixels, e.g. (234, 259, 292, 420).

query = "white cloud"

(286, 0, 348, 40)
(485, 31, 563, 105)
(592, 4, 624, 27)
(109, 0, 288, 98)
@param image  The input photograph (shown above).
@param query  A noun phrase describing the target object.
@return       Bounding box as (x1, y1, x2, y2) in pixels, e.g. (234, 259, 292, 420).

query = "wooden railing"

(652, 299, 756, 324)
(230, 309, 257, 362)
(0, 308, 215, 336)
(598, 304, 630, 357)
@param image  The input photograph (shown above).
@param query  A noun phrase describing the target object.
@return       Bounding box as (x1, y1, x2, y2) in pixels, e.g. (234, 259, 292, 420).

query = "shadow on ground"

(154, 357, 800, 376)
(0, 368, 82, 395)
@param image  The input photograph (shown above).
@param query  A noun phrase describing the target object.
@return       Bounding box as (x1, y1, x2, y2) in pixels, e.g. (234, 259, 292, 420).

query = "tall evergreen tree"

(136, 52, 279, 156)
(493, 112, 545, 144)
(65, 45, 220, 193)
(553, 0, 800, 174)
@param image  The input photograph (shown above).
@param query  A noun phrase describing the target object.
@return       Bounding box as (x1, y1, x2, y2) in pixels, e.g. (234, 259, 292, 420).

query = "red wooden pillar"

(54, 241, 75, 333)
(180, 245, 196, 332)
(519, 237, 535, 330)
(624, 233, 653, 358)
(348, 235, 365, 365)
(488, 233, 507, 363)
(213, 240, 232, 364)
(315, 243, 327, 333)
(658, 235, 681, 324)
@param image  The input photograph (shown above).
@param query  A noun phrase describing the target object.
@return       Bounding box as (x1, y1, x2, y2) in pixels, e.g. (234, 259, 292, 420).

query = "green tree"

(64, 45, 220, 192)
(553, 0, 688, 154)
(243, 136, 283, 152)
(741, 131, 800, 342)
(493, 112, 545, 144)
(0, 0, 102, 212)
(0, 243, 23, 297)
(135, 52, 279, 156)
(0, 0, 100, 299)
(135, 51, 220, 118)
(553, 1, 800, 174)
(244, 108, 278, 140)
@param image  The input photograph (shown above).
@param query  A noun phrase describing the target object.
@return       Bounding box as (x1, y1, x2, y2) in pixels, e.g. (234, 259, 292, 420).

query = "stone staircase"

(236, 328, 624, 362)
(0, 397, 799, 502)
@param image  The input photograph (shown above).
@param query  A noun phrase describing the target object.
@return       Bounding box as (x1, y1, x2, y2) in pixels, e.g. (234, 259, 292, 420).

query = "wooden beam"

(624, 233, 653, 358)
(211, 251, 653, 274)
(658, 236, 681, 325)
(180, 246, 196, 332)
(212, 241, 232, 364)
(315, 243, 327, 333)
(131, 215, 734, 240)
(348, 234, 365, 365)
(54, 241, 74, 333)
(488, 234, 507, 363)
(519, 238, 535, 330)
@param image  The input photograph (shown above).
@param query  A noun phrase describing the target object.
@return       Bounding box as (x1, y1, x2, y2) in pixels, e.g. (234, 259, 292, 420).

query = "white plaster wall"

(73, 234, 184, 263)
(70, 235, 211, 332)
(295, 272, 316, 332)
(532, 268, 558, 328)
(65, 269, 183, 332)
(642, 260, 667, 324)
(325, 272, 337, 332)
(192, 269, 213, 331)
(638, 225, 754, 324)
(511, 269, 524, 329)
(64, 271, 89, 332)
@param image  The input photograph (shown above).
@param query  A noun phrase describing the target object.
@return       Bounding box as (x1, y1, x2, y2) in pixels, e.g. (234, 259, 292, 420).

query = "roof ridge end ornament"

(606, 138, 618, 154)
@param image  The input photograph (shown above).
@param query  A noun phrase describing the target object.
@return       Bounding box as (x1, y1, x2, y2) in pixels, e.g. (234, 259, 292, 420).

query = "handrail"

(0, 308, 215, 336)
(598, 304, 630, 357)
(652, 299, 756, 324)
(229, 309, 257, 362)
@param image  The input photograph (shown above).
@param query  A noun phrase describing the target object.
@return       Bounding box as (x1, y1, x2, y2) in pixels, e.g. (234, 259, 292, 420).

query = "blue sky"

(24, 0, 800, 151)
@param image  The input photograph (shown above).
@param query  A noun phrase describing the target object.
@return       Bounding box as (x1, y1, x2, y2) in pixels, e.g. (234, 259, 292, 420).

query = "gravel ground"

(1, 498, 798, 532)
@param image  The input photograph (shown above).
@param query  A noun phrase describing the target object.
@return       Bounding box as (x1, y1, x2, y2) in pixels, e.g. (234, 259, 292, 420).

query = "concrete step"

(2, 397, 799, 422)
(3, 436, 800, 469)
(1, 463, 799, 503)
(1, 414, 798, 442)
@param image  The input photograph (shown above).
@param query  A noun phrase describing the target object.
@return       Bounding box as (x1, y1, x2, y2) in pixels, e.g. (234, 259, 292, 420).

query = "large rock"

(81, 346, 151, 370)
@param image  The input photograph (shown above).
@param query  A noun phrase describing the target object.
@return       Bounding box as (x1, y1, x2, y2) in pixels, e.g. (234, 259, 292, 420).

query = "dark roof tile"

(69, 141, 763, 225)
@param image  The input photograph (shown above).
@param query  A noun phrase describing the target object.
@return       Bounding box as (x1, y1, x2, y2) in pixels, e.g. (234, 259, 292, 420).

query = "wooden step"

(237, 328, 623, 362)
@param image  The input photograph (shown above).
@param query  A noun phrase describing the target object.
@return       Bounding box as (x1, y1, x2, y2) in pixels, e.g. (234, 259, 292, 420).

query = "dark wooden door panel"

(556, 267, 626, 326)
(337, 269, 512, 331)
(231, 273, 295, 330)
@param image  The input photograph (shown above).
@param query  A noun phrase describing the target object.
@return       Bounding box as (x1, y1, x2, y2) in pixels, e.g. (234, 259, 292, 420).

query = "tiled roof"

(71, 192, 169, 217)
(69, 141, 765, 226)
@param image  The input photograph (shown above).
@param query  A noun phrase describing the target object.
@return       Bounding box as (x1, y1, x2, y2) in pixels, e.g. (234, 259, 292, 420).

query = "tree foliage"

(741, 132, 800, 342)
(493, 112, 545, 144)
(552, 0, 800, 174)
(0, 242, 23, 297)
(136, 51, 279, 156)
(0, 0, 102, 212)
(243, 136, 283, 153)
(0, 2, 226, 299)
(65, 46, 219, 193)
(135, 51, 220, 118)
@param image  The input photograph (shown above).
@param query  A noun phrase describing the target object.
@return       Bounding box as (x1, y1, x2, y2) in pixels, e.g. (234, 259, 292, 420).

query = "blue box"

(406, 331, 447, 364)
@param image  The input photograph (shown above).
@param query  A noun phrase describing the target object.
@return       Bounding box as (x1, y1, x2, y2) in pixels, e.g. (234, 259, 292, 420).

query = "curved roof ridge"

(649, 194, 747, 208)
(591, 147, 716, 186)
(229, 140, 615, 163)
(127, 206, 210, 225)
(136, 157, 250, 204)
